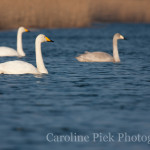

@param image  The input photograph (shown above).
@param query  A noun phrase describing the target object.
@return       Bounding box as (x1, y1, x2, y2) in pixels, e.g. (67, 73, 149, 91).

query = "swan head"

(36, 34, 54, 43)
(114, 33, 126, 40)
(18, 26, 30, 33)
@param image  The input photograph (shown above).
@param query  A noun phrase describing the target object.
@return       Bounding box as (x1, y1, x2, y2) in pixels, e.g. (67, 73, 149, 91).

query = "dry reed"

(0, 0, 150, 30)
(0, 0, 91, 29)
(90, 0, 150, 23)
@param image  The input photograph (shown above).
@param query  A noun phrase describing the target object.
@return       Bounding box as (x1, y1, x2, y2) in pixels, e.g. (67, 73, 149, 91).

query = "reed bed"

(0, 0, 91, 29)
(0, 0, 150, 30)
(90, 0, 150, 23)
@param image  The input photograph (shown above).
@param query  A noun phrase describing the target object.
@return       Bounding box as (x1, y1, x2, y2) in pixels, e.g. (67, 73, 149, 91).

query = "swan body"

(0, 27, 29, 57)
(76, 33, 126, 63)
(0, 47, 18, 56)
(0, 60, 39, 74)
(0, 34, 54, 75)
(76, 51, 114, 62)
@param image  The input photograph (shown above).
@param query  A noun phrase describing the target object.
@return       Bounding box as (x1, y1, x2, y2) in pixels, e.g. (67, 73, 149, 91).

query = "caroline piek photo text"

(46, 132, 150, 144)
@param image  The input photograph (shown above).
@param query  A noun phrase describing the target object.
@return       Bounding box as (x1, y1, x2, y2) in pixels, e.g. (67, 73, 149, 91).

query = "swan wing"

(0, 60, 40, 74)
(76, 52, 114, 62)
(0, 47, 18, 57)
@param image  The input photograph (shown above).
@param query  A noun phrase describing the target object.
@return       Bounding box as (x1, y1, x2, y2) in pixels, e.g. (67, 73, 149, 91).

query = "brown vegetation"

(0, 0, 91, 29)
(0, 0, 150, 30)
(90, 0, 150, 23)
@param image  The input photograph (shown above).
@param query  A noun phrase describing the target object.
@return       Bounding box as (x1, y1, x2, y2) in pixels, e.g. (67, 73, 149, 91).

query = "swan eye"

(25, 28, 29, 32)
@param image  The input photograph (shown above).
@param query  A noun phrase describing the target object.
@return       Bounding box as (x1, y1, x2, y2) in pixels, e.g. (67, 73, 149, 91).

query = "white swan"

(0, 26, 29, 57)
(76, 33, 126, 63)
(0, 34, 54, 74)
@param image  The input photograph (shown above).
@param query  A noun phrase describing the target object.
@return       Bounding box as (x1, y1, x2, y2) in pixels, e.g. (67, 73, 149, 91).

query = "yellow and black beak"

(25, 28, 30, 32)
(45, 36, 54, 42)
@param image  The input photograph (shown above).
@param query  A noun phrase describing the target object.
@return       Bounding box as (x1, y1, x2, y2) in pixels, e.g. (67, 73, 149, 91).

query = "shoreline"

(0, 22, 150, 31)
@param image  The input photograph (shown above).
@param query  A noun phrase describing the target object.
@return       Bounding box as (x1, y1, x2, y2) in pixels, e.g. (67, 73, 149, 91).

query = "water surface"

(0, 24, 150, 150)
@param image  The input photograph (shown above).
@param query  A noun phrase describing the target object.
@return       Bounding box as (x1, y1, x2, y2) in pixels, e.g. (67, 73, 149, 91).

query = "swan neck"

(113, 38, 120, 62)
(17, 30, 25, 56)
(35, 39, 48, 74)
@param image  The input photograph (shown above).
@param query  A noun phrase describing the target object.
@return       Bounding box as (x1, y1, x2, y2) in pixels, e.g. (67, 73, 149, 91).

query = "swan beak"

(120, 35, 124, 39)
(25, 28, 30, 32)
(45, 37, 54, 42)
(120, 35, 127, 40)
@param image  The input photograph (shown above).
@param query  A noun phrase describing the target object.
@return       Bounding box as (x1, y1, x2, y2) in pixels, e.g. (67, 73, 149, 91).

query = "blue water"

(0, 24, 150, 150)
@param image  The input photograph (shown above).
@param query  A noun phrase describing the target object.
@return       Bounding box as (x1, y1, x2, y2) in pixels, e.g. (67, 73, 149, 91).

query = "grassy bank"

(0, 0, 150, 30)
